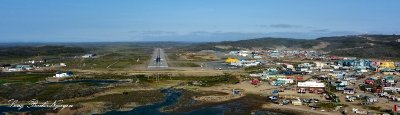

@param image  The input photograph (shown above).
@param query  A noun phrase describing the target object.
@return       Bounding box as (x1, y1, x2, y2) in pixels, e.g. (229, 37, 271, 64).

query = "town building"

(54, 71, 74, 77)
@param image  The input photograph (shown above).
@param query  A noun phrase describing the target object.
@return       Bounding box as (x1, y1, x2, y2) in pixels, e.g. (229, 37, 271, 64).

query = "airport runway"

(148, 48, 168, 68)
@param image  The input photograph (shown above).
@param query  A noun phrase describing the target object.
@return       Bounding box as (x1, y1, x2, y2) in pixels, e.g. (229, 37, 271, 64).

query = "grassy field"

(62, 48, 149, 70)
(0, 82, 104, 101)
(170, 62, 201, 67)
(71, 73, 239, 87)
(84, 90, 165, 109)
(1, 44, 152, 71)
(0, 72, 53, 84)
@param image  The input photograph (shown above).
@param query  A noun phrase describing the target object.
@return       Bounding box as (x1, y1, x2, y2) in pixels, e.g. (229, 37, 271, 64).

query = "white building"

(82, 54, 96, 58)
(297, 81, 325, 88)
(230, 60, 260, 67)
(283, 63, 294, 70)
(253, 55, 262, 59)
(277, 78, 294, 84)
(383, 87, 400, 93)
(54, 72, 73, 77)
(238, 51, 250, 57)
(60, 63, 67, 67)
(228, 51, 250, 57)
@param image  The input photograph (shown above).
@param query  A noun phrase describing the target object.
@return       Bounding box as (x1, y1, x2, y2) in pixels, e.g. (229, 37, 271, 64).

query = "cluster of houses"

(225, 58, 261, 67)
(82, 54, 97, 58)
(0, 63, 69, 72)
(0, 54, 95, 78)
(266, 50, 323, 59)
(228, 51, 263, 59)
(1, 63, 74, 78)
(1, 64, 34, 72)
(1, 53, 99, 73)
(246, 52, 400, 112)
(228, 50, 324, 59)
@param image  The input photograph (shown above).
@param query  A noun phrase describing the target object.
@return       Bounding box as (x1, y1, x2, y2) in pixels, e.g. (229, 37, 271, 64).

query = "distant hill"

(184, 38, 319, 51)
(318, 35, 400, 59)
(0, 46, 86, 59)
(184, 34, 400, 59)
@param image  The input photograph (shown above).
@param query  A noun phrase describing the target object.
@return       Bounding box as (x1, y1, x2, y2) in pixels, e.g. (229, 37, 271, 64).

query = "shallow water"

(103, 89, 225, 115)
(0, 89, 287, 115)
(0, 106, 52, 114)
(103, 89, 286, 115)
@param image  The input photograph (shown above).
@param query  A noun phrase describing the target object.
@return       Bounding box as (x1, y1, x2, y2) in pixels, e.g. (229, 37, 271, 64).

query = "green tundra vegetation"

(84, 90, 165, 109)
(64, 49, 149, 70)
(0, 82, 103, 101)
(71, 73, 239, 87)
(0, 72, 53, 84)
(171, 62, 201, 67)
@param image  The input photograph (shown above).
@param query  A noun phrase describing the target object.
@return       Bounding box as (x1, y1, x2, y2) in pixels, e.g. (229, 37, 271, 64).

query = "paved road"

(148, 48, 168, 68)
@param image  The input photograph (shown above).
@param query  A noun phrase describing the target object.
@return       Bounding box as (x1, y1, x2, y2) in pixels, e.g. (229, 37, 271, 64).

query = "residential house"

(314, 61, 327, 68)
(273, 78, 294, 86)
(334, 81, 348, 91)
(339, 60, 355, 66)
(282, 63, 294, 70)
(291, 99, 302, 106)
(298, 63, 313, 68)
(343, 88, 356, 94)
(353, 59, 371, 70)
(380, 68, 396, 75)
(54, 71, 73, 77)
(383, 76, 395, 85)
(225, 58, 239, 63)
(320, 65, 333, 72)
(272, 80, 286, 86)
(366, 96, 378, 102)
(346, 95, 357, 102)
(82, 54, 97, 58)
(15, 65, 33, 71)
(230, 59, 261, 67)
(262, 75, 286, 80)
(251, 79, 261, 85)
(297, 81, 325, 93)
(229, 51, 250, 57)
(335, 72, 346, 80)
(256, 68, 285, 80)
(60, 63, 67, 67)
(269, 51, 283, 58)
(253, 55, 262, 59)
(336, 84, 345, 91)
(380, 61, 396, 69)
(364, 78, 375, 85)
(383, 87, 400, 93)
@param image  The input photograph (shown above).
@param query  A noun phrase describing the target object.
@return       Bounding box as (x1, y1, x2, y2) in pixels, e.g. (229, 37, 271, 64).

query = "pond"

(103, 89, 287, 115)
(0, 106, 53, 114)
(0, 89, 288, 115)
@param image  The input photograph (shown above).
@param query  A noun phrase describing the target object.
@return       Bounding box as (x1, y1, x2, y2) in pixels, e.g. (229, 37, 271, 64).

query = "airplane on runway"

(155, 56, 162, 63)
(148, 48, 168, 68)
(154, 49, 164, 63)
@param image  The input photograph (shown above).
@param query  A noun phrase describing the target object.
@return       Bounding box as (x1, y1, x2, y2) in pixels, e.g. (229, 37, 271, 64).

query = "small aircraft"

(154, 56, 164, 62)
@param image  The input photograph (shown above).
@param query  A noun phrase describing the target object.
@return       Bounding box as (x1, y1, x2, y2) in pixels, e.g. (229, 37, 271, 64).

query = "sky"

(0, 0, 399, 42)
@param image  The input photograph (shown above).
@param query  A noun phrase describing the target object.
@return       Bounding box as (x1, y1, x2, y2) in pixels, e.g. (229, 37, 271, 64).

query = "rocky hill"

(185, 34, 400, 59)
